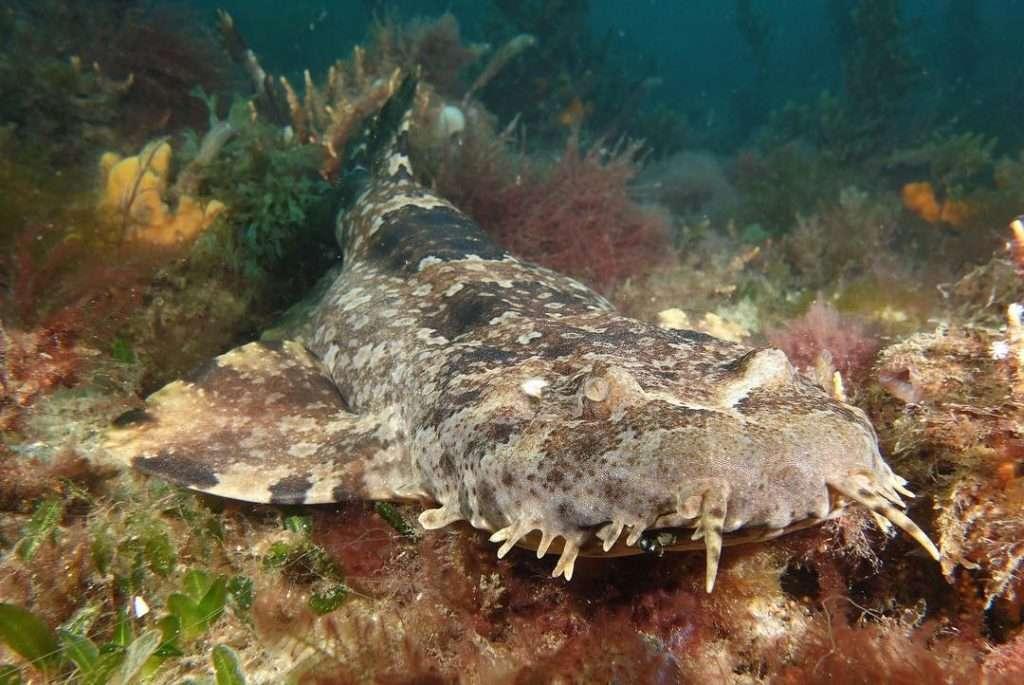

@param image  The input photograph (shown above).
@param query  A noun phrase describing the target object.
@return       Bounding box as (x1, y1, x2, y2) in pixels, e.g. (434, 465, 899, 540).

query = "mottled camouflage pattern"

(106, 112, 938, 590)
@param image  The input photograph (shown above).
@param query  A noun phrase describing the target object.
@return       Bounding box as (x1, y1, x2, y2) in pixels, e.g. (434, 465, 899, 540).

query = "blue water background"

(188, 0, 1024, 149)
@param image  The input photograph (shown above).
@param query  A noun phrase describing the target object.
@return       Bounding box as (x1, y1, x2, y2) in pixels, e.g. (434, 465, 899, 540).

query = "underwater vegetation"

(427, 124, 671, 293)
(0, 0, 226, 167)
(1, 0, 1024, 682)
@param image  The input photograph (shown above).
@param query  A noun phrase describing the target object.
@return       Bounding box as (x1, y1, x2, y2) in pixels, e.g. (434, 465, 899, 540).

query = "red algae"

(983, 633, 1024, 685)
(0, 220, 174, 430)
(768, 300, 880, 383)
(313, 504, 405, 585)
(774, 620, 982, 685)
(434, 130, 672, 293)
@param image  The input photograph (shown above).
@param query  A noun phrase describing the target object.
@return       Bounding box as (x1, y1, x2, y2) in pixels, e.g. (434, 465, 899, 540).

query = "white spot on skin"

(324, 345, 339, 368)
(386, 154, 412, 177)
(413, 285, 432, 297)
(520, 377, 548, 398)
(418, 256, 442, 271)
(444, 283, 464, 297)
(352, 344, 373, 369)
(517, 331, 542, 345)
(288, 441, 321, 458)
(342, 292, 373, 312)
(489, 310, 520, 326)
(369, 191, 453, 236)
(416, 328, 449, 345)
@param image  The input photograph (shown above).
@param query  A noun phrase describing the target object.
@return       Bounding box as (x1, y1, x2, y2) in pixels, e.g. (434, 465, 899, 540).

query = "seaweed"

(0, 0, 227, 168)
(431, 125, 671, 293)
(734, 141, 848, 234)
(197, 99, 334, 290)
(841, 0, 921, 147)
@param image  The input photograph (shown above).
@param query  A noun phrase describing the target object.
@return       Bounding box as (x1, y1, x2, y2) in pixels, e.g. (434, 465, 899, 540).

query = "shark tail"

(333, 74, 419, 209)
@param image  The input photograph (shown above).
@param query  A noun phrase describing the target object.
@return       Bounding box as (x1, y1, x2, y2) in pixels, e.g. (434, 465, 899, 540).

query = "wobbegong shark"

(105, 79, 938, 591)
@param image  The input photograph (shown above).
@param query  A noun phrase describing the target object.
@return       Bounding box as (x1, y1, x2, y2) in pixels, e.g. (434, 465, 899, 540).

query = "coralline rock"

(873, 323, 1024, 623)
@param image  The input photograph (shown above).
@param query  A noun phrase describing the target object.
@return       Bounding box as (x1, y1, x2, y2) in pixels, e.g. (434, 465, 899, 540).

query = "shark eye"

(576, 366, 644, 419)
(581, 376, 609, 402)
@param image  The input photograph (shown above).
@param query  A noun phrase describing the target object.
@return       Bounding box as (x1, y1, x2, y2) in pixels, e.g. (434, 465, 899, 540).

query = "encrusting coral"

(98, 139, 225, 246)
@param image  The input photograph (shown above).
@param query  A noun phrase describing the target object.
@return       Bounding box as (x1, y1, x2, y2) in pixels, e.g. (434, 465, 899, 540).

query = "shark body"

(106, 85, 938, 590)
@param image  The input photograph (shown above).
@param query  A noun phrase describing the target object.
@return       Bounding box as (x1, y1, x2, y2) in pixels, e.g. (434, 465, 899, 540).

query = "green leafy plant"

(211, 644, 247, 685)
(110, 337, 136, 363)
(308, 585, 349, 616)
(0, 603, 62, 676)
(198, 99, 333, 282)
(165, 569, 228, 642)
(0, 603, 164, 683)
(108, 511, 178, 596)
(261, 516, 350, 615)
(283, 514, 313, 535)
(373, 502, 415, 538)
(15, 497, 63, 561)
(226, 576, 254, 613)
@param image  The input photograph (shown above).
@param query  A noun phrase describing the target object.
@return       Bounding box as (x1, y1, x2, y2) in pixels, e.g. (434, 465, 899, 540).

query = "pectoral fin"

(104, 340, 413, 504)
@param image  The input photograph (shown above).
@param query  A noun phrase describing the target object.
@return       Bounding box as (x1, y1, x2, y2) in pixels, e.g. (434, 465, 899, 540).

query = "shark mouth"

(486, 470, 939, 592)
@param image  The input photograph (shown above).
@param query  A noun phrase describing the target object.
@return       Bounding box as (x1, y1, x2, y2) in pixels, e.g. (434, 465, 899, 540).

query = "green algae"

(0, 603, 62, 675)
(374, 501, 416, 539)
(210, 645, 247, 685)
(14, 497, 63, 562)
(197, 98, 333, 285)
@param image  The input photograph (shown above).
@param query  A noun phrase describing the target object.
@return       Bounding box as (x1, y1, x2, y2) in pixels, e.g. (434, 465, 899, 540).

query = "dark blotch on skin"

(475, 480, 503, 525)
(487, 422, 517, 444)
(428, 283, 510, 340)
(428, 388, 482, 428)
(112, 408, 153, 427)
(719, 349, 760, 374)
(269, 474, 314, 504)
(536, 339, 579, 359)
(444, 346, 522, 377)
(368, 205, 507, 273)
(828, 402, 863, 424)
(669, 328, 718, 345)
(136, 454, 219, 488)
(182, 356, 220, 383)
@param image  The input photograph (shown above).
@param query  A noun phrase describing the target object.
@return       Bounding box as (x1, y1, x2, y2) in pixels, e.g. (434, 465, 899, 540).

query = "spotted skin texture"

(105, 340, 411, 504)
(106, 121, 939, 590)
